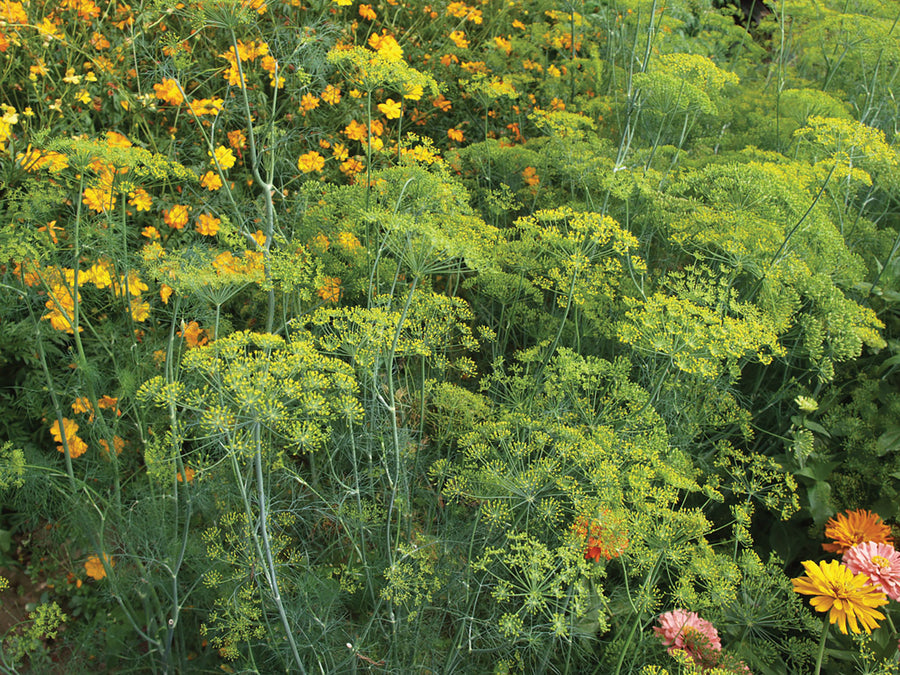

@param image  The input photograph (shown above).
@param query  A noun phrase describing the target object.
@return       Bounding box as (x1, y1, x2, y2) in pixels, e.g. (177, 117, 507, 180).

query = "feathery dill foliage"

(0, 0, 898, 671)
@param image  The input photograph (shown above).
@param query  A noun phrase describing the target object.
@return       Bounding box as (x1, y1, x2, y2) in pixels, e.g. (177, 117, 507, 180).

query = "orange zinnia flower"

(822, 509, 893, 554)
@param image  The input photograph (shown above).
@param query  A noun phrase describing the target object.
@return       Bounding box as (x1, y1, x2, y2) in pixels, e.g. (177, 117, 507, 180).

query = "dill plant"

(0, 0, 898, 672)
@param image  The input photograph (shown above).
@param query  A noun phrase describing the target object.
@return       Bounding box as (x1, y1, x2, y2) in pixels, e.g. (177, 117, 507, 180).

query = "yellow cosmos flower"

(369, 33, 403, 61)
(50, 418, 88, 458)
(377, 98, 402, 119)
(297, 151, 325, 173)
(792, 559, 887, 634)
(449, 30, 469, 49)
(210, 145, 236, 171)
(321, 84, 342, 105)
(200, 171, 223, 191)
(128, 188, 152, 211)
(83, 186, 115, 213)
(401, 83, 423, 101)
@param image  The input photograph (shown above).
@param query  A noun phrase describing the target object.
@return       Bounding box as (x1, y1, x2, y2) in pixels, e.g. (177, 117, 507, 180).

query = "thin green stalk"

(252, 425, 307, 674)
(385, 275, 419, 566)
(229, 31, 277, 333)
(814, 622, 829, 675)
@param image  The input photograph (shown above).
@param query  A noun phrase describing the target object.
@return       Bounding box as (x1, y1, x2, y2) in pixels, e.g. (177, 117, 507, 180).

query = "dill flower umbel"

(654, 609, 721, 662)
(822, 509, 893, 554)
(791, 559, 887, 634)
(843, 541, 900, 601)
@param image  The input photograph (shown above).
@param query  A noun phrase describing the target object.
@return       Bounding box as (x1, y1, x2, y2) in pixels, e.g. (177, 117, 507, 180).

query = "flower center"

(872, 555, 891, 569)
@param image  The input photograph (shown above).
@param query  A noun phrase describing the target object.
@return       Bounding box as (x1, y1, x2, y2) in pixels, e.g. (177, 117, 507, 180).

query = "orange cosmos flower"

(433, 94, 452, 112)
(344, 119, 368, 141)
(359, 3, 376, 20)
(179, 321, 209, 348)
(522, 166, 539, 186)
(447, 127, 464, 142)
(153, 78, 184, 106)
(196, 213, 221, 236)
(84, 553, 114, 580)
(227, 129, 247, 150)
(823, 509, 894, 554)
(573, 513, 629, 562)
(98, 436, 125, 456)
(321, 84, 342, 105)
(50, 418, 88, 458)
(792, 559, 887, 634)
(177, 467, 196, 483)
(300, 93, 320, 113)
(163, 204, 190, 229)
(317, 277, 342, 303)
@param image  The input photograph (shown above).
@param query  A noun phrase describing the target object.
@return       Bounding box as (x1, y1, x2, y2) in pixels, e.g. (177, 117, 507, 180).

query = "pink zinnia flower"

(654, 609, 721, 662)
(843, 541, 900, 601)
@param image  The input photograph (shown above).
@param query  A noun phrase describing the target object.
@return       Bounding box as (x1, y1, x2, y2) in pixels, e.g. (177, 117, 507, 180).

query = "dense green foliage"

(0, 0, 899, 672)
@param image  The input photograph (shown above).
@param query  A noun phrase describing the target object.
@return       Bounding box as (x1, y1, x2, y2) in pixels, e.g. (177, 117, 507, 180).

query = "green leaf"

(876, 426, 900, 456)
(802, 418, 831, 438)
(807, 481, 833, 526)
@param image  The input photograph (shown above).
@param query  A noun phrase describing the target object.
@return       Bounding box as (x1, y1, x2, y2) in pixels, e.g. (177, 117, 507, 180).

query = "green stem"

(814, 621, 829, 675)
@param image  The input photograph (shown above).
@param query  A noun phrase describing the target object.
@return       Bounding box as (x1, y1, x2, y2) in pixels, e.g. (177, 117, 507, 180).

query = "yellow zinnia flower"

(792, 559, 887, 634)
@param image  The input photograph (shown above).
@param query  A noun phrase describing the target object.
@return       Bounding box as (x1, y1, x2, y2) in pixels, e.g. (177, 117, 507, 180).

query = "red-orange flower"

(823, 509, 893, 555)
(573, 513, 628, 562)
